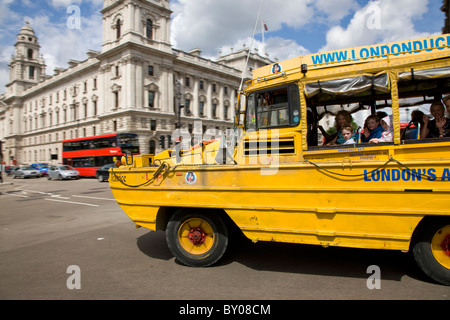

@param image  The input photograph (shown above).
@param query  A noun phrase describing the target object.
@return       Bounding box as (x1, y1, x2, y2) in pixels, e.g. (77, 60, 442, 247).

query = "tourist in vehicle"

(443, 95, 450, 113)
(401, 109, 424, 140)
(319, 110, 355, 145)
(341, 126, 356, 144)
(369, 115, 393, 143)
(361, 115, 383, 143)
(420, 101, 450, 139)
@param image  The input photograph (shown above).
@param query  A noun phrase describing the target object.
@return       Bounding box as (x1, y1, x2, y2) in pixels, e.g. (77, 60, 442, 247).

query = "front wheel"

(412, 218, 450, 285)
(166, 209, 228, 267)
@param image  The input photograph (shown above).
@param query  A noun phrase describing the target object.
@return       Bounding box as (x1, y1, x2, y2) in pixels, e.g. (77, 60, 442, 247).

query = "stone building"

(0, 0, 271, 166)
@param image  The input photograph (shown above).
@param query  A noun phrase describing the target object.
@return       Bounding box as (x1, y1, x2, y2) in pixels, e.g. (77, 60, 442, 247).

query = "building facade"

(0, 0, 272, 166)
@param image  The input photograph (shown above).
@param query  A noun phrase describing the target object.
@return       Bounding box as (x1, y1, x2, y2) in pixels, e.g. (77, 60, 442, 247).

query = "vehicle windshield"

(59, 165, 75, 171)
(21, 166, 34, 170)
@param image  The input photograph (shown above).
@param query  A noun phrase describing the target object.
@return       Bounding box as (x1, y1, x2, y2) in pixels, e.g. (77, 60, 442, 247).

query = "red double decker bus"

(62, 133, 140, 177)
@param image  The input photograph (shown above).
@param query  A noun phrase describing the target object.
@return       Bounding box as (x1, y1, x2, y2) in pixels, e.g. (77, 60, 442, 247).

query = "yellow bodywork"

(110, 34, 450, 253)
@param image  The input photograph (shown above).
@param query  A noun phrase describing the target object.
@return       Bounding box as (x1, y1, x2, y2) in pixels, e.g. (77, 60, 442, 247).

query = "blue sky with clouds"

(0, 0, 446, 94)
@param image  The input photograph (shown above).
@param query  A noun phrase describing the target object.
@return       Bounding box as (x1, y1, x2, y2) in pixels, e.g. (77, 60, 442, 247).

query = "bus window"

(397, 66, 450, 142)
(245, 84, 300, 130)
(304, 73, 392, 148)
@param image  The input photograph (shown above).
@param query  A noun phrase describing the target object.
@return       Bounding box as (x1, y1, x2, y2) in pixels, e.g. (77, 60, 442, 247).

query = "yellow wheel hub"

(178, 218, 215, 255)
(431, 225, 450, 270)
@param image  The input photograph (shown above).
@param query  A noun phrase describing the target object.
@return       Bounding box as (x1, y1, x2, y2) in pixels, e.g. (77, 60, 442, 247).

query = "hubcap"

(431, 225, 450, 269)
(178, 218, 214, 255)
(188, 227, 206, 245)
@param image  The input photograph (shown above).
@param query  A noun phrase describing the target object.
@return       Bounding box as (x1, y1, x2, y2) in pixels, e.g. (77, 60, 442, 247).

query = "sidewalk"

(0, 176, 14, 195)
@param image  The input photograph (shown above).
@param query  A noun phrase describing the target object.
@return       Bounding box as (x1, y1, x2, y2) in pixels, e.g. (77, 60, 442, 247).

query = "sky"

(0, 0, 446, 94)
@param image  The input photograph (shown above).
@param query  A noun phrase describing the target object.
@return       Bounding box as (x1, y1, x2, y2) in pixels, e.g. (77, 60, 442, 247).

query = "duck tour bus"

(109, 34, 450, 285)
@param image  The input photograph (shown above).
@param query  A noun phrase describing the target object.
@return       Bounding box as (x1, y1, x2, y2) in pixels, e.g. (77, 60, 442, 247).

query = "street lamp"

(175, 80, 183, 130)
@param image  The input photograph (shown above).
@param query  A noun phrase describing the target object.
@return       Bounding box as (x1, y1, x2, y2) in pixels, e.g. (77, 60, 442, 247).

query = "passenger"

(420, 101, 450, 139)
(376, 111, 388, 120)
(318, 110, 354, 145)
(443, 95, 450, 112)
(361, 115, 383, 143)
(401, 109, 424, 140)
(369, 115, 393, 143)
(341, 126, 356, 144)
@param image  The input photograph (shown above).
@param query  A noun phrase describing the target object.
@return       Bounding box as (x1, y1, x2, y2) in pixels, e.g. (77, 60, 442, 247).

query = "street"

(0, 175, 449, 301)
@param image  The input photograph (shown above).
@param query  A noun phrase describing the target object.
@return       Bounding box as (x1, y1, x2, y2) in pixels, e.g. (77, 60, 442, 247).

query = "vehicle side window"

(245, 84, 300, 131)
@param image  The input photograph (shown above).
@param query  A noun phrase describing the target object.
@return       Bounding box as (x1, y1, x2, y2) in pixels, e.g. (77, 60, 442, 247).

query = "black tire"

(98, 175, 104, 182)
(412, 218, 450, 286)
(166, 209, 228, 267)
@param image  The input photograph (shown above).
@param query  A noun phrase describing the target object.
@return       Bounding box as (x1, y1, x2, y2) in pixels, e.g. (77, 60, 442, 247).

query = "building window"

(212, 84, 216, 93)
(113, 120, 117, 132)
(29, 66, 35, 79)
(115, 65, 119, 77)
(185, 99, 191, 115)
(27, 49, 33, 59)
(199, 102, 204, 116)
(224, 105, 229, 119)
(185, 77, 190, 87)
(149, 140, 156, 154)
(212, 104, 217, 118)
(148, 65, 154, 76)
(84, 102, 88, 118)
(199, 81, 204, 90)
(150, 119, 156, 131)
(114, 91, 119, 109)
(116, 19, 121, 39)
(146, 19, 153, 39)
(148, 91, 155, 108)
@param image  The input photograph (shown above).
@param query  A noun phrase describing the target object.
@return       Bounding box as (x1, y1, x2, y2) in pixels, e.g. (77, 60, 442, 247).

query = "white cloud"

(219, 36, 309, 62)
(320, 0, 432, 52)
(171, 0, 314, 59)
(49, 0, 82, 8)
(25, 13, 102, 73)
(313, 0, 360, 22)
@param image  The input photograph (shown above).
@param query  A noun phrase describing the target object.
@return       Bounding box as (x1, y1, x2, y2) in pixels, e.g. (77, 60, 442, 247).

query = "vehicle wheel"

(58, 174, 63, 180)
(166, 209, 228, 267)
(47, 176, 51, 180)
(412, 218, 450, 285)
(98, 175, 104, 182)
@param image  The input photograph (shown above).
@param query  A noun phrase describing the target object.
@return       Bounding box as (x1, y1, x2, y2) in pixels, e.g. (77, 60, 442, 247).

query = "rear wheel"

(166, 209, 228, 267)
(412, 218, 450, 285)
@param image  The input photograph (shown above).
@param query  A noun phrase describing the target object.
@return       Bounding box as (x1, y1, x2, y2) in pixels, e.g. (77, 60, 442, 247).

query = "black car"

(95, 164, 115, 182)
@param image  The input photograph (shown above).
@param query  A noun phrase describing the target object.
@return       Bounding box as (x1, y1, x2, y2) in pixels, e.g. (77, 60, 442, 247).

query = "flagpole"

(238, 0, 264, 92)
(262, 19, 265, 53)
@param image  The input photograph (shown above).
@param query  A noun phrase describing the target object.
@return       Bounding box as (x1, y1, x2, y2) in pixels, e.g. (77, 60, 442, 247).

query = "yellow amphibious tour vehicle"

(110, 34, 450, 285)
